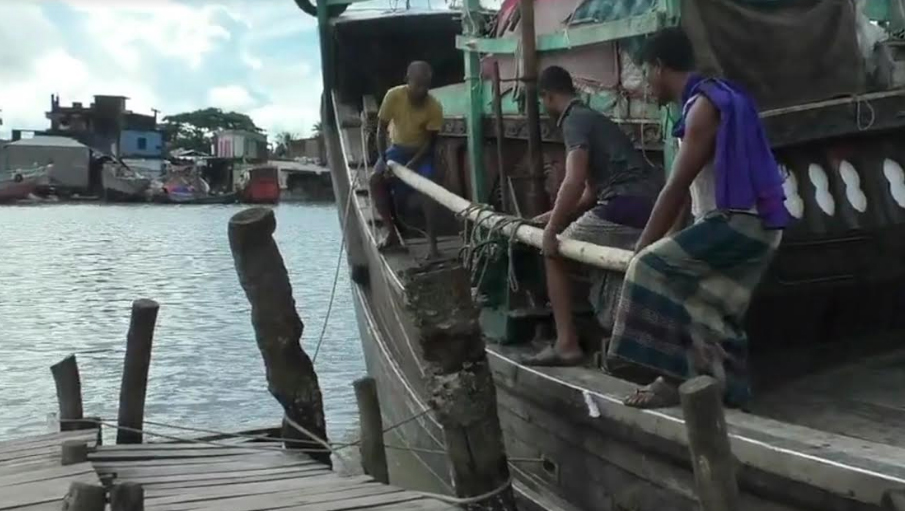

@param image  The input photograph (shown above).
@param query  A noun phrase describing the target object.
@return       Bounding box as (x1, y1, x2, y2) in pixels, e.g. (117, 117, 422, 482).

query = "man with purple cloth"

(607, 27, 789, 409)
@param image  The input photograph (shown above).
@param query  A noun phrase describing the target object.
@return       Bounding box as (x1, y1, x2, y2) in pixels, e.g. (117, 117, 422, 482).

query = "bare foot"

(377, 234, 404, 252)
(520, 345, 584, 367)
(623, 377, 680, 409)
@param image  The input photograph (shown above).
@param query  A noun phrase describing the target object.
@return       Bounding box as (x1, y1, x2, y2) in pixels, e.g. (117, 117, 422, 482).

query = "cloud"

(0, 0, 324, 139)
(208, 85, 255, 111)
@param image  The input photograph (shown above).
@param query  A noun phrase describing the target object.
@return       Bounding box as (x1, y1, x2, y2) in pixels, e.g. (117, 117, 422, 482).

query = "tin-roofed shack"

(1, 136, 92, 192)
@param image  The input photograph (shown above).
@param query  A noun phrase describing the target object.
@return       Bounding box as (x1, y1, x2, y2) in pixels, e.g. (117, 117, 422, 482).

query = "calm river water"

(0, 203, 364, 442)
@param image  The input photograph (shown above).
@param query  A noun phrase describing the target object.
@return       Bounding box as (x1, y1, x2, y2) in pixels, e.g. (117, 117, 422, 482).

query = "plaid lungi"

(562, 210, 642, 331)
(606, 211, 782, 405)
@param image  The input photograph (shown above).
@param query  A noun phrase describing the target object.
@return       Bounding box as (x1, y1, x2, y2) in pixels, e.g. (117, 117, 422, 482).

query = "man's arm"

(533, 181, 595, 225)
(405, 131, 438, 169)
(547, 148, 589, 234)
(635, 97, 718, 251)
(376, 119, 390, 162)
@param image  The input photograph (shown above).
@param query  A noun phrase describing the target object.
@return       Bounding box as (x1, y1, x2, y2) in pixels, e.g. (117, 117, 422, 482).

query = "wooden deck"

(1, 430, 452, 511)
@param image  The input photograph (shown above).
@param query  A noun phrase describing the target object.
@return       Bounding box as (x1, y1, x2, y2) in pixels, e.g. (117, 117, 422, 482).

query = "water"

(0, 203, 364, 442)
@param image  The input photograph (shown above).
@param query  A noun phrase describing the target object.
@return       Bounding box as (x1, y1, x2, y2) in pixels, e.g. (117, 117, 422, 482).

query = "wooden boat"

(0, 167, 47, 204)
(153, 166, 238, 204)
(238, 166, 281, 204)
(305, 1, 905, 510)
(100, 160, 150, 202)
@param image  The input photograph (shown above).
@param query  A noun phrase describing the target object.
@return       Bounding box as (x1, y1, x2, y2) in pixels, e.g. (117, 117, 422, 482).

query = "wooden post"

(491, 61, 510, 213)
(353, 377, 389, 484)
(50, 355, 86, 432)
(62, 482, 105, 511)
(228, 207, 330, 465)
(519, 0, 547, 216)
(61, 440, 88, 466)
(110, 482, 144, 511)
(407, 264, 517, 511)
(679, 376, 740, 511)
(116, 299, 159, 445)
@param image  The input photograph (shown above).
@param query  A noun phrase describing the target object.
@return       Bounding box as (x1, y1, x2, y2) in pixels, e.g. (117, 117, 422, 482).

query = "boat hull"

(0, 177, 40, 203)
(101, 168, 150, 203)
(323, 99, 902, 511)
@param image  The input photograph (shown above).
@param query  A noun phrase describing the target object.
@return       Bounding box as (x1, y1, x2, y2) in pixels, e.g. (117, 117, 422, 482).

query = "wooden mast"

(519, 0, 546, 216)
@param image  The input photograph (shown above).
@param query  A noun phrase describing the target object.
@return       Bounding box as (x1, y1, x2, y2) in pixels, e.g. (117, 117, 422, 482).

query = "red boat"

(0, 169, 46, 204)
(238, 166, 280, 204)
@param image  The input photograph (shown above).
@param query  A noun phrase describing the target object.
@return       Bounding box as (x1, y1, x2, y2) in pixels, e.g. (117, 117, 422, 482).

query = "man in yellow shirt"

(371, 61, 444, 251)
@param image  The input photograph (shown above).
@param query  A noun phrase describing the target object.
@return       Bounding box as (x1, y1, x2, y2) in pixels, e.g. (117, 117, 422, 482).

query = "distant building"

(1, 136, 92, 191)
(214, 130, 267, 162)
(286, 135, 325, 164)
(41, 94, 163, 158)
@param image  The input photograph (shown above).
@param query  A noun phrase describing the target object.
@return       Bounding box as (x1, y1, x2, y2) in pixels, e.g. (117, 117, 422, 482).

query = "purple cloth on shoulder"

(673, 75, 789, 229)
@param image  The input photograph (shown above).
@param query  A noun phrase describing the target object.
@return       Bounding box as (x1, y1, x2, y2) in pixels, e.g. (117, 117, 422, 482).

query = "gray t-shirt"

(559, 99, 662, 203)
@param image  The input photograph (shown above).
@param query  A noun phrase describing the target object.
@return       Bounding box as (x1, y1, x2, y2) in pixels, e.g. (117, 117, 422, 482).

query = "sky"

(0, 0, 466, 141)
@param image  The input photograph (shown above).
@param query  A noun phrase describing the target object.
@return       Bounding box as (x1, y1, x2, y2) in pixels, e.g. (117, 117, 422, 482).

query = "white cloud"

(208, 85, 255, 111)
(0, 1, 323, 140)
(65, 1, 233, 70)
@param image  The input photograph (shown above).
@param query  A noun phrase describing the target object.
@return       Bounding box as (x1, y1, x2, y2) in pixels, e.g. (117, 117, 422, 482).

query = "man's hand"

(542, 226, 560, 257)
(374, 157, 388, 175)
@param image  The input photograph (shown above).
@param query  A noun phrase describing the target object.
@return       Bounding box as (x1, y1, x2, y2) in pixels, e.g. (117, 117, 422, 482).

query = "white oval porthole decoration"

(780, 165, 804, 219)
(883, 158, 905, 209)
(808, 163, 836, 216)
(838, 160, 868, 213)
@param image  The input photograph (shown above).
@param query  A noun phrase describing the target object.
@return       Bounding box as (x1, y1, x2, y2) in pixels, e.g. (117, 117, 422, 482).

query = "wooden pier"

(0, 427, 452, 511)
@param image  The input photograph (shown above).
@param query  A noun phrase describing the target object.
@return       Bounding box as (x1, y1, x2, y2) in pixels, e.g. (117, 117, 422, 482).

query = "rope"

(312, 144, 364, 363)
(416, 476, 513, 505)
(59, 418, 330, 454)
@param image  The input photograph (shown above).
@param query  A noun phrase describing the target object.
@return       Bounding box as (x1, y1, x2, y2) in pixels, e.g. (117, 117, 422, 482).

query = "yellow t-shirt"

(378, 85, 444, 149)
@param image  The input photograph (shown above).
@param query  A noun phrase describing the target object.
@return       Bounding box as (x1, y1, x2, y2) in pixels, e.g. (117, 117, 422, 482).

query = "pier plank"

(0, 423, 452, 511)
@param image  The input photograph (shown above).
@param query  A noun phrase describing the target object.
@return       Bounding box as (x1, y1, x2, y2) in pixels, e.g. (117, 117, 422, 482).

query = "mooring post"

(61, 440, 88, 466)
(679, 376, 740, 511)
(353, 376, 389, 484)
(116, 299, 159, 445)
(228, 207, 330, 465)
(62, 482, 105, 511)
(110, 482, 144, 511)
(50, 355, 88, 432)
(407, 264, 517, 511)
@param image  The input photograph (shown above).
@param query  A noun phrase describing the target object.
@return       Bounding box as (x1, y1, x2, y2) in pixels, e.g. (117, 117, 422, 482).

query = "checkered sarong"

(606, 211, 781, 405)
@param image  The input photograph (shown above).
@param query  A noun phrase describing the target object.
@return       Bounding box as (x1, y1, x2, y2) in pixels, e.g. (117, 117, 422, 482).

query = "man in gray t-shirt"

(523, 66, 663, 367)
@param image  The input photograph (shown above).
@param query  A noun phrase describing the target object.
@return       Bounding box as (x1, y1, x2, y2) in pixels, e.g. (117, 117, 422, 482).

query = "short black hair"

(642, 27, 695, 72)
(538, 66, 576, 95)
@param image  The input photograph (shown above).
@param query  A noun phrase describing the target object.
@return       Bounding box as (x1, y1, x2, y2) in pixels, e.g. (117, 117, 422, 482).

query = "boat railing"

(387, 161, 633, 272)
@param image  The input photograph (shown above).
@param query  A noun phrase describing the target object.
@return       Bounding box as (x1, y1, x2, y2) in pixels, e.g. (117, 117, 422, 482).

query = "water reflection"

(0, 203, 364, 441)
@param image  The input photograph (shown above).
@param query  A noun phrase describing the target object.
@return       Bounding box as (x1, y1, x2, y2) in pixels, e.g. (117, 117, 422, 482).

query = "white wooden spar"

(388, 161, 633, 272)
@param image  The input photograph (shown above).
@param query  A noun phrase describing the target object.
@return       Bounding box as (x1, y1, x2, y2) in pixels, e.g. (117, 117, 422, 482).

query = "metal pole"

(491, 61, 510, 213)
(463, 0, 486, 202)
(519, 0, 546, 216)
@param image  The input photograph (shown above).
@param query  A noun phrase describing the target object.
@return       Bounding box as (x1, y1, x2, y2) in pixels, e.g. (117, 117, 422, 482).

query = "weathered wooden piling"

(353, 376, 389, 484)
(407, 263, 517, 510)
(111, 482, 144, 511)
(228, 207, 330, 465)
(51, 355, 85, 432)
(116, 299, 160, 445)
(61, 440, 88, 466)
(679, 376, 740, 511)
(62, 482, 105, 511)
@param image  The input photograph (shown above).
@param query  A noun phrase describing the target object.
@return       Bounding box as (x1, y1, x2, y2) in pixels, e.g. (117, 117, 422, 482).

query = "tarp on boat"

(681, 0, 865, 108)
(486, 0, 867, 110)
